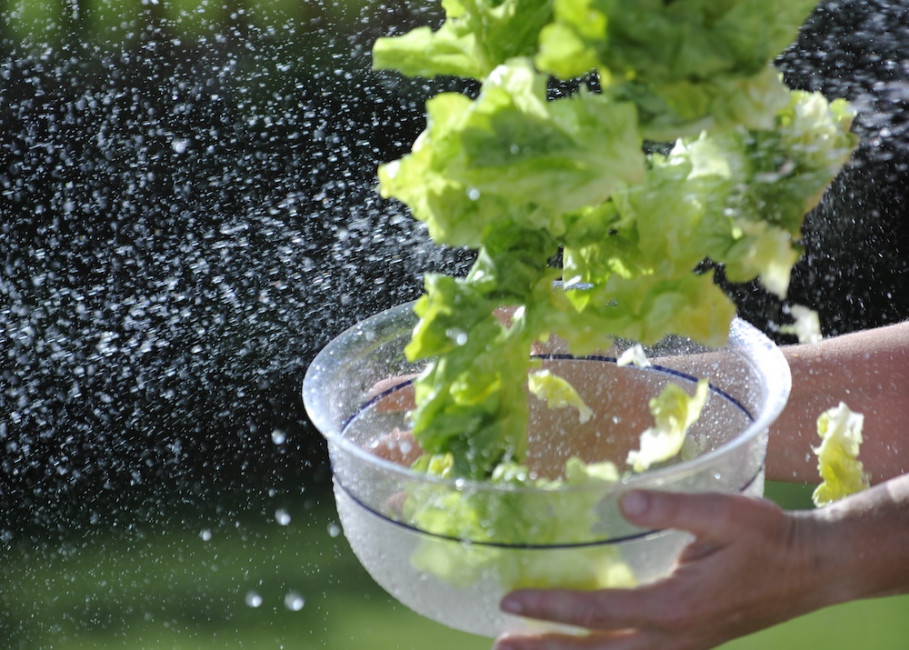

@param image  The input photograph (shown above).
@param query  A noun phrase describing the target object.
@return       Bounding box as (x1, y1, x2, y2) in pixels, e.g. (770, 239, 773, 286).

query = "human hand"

(493, 490, 831, 650)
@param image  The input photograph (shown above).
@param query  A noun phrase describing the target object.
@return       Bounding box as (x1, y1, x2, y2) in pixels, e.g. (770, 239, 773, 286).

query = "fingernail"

(501, 596, 524, 615)
(621, 491, 649, 519)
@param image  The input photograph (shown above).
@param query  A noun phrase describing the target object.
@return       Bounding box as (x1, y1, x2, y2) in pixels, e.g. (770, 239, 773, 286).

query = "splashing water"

(0, 0, 906, 646)
(0, 3, 477, 644)
(773, 0, 909, 333)
(0, 0, 475, 531)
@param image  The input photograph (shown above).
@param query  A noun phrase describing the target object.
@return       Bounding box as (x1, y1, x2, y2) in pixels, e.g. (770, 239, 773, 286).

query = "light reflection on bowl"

(303, 302, 790, 638)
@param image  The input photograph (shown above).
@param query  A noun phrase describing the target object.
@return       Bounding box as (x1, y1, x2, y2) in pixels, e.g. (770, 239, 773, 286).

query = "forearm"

(806, 473, 909, 606)
(767, 321, 909, 484)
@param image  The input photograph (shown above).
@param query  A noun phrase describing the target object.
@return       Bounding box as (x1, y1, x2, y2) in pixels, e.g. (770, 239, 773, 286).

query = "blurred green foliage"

(1, 0, 369, 48)
(4, 482, 908, 649)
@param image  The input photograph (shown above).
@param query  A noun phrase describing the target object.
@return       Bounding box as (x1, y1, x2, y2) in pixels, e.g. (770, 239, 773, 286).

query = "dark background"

(1, 0, 906, 542)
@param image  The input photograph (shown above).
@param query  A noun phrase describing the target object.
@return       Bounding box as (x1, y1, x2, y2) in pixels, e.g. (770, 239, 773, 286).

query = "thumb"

(620, 489, 778, 542)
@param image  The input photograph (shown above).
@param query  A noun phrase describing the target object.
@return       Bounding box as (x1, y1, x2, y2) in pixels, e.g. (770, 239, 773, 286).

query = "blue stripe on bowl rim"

(333, 465, 764, 550)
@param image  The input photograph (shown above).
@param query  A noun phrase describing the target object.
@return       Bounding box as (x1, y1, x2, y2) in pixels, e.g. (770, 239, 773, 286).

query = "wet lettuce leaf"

(537, 0, 820, 138)
(373, 0, 553, 79)
(813, 402, 870, 507)
(374, 1, 856, 483)
(378, 58, 645, 249)
(528, 369, 594, 423)
(627, 379, 709, 472)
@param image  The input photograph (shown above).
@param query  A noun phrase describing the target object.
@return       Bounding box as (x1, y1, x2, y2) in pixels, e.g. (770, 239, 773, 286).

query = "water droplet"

(327, 522, 341, 538)
(466, 187, 481, 200)
(275, 508, 291, 526)
(284, 591, 305, 611)
(445, 327, 468, 345)
(245, 591, 263, 608)
(199, 528, 212, 542)
(271, 429, 286, 445)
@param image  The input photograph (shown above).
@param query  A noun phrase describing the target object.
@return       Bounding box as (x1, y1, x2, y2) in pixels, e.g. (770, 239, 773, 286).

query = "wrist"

(794, 508, 865, 609)
(806, 476, 909, 605)
(782, 509, 852, 613)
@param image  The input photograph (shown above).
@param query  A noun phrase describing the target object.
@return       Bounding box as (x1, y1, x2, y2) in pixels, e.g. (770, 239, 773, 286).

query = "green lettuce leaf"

(373, 0, 855, 485)
(627, 379, 709, 472)
(813, 402, 870, 507)
(373, 0, 553, 79)
(537, 0, 820, 138)
(378, 58, 645, 249)
(560, 89, 856, 303)
(528, 369, 594, 422)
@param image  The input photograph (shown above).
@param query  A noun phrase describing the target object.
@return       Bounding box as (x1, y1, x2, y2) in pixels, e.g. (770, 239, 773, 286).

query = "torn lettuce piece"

(378, 58, 645, 250)
(528, 369, 594, 423)
(780, 304, 823, 344)
(373, 0, 553, 79)
(537, 0, 820, 137)
(617, 344, 651, 368)
(627, 379, 709, 472)
(813, 402, 870, 507)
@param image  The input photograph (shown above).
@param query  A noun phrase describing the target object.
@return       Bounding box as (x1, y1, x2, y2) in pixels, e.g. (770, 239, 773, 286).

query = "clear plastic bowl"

(303, 301, 791, 637)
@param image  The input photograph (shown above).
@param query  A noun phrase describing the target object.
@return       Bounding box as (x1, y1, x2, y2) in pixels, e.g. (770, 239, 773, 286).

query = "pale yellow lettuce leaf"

(780, 304, 822, 344)
(617, 343, 651, 368)
(813, 402, 870, 507)
(627, 379, 709, 472)
(528, 369, 594, 423)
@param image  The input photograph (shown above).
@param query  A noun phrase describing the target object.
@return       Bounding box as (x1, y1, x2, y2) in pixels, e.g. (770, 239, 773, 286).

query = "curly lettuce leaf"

(405, 276, 533, 477)
(373, 1, 855, 483)
(528, 281, 735, 357)
(812, 402, 870, 507)
(780, 304, 823, 344)
(694, 93, 856, 296)
(561, 90, 856, 303)
(404, 224, 566, 477)
(373, 0, 553, 79)
(627, 379, 709, 472)
(612, 67, 792, 141)
(528, 369, 594, 422)
(378, 58, 644, 249)
(537, 0, 820, 137)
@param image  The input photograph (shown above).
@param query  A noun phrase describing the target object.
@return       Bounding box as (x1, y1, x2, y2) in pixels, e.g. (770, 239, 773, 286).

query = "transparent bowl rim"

(303, 301, 792, 495)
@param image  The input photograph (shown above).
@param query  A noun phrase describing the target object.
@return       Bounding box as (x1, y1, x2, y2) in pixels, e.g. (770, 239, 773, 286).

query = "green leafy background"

(3, 483, 906, 648)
